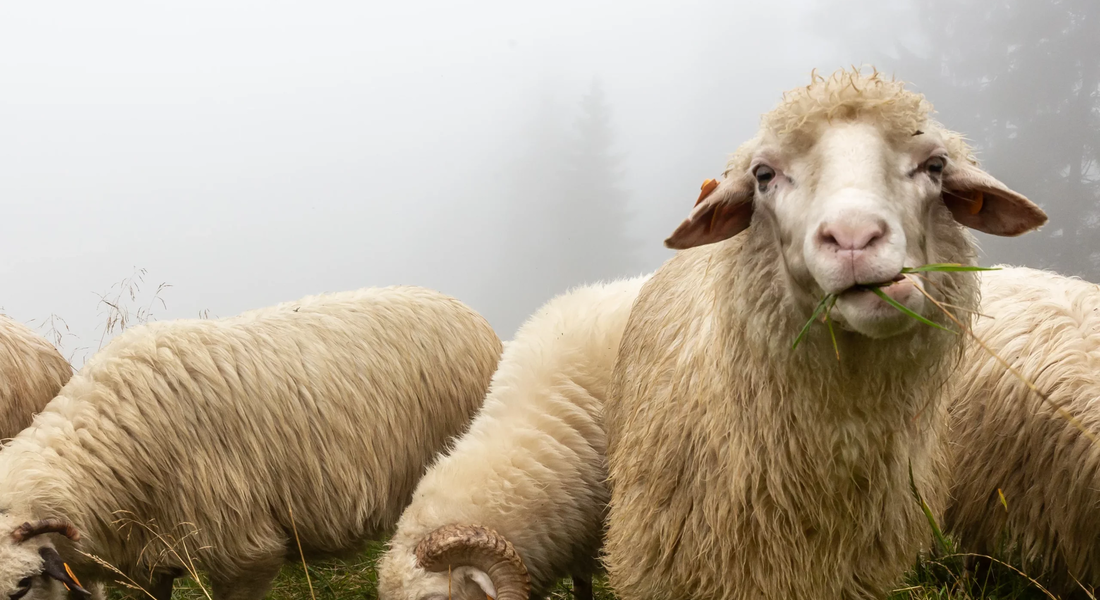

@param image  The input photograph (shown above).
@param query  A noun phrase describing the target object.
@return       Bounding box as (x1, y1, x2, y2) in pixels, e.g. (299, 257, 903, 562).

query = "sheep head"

(667, 67, 1047, 340)
(379, 524, 530, 600)
(0, 514, 90, 600)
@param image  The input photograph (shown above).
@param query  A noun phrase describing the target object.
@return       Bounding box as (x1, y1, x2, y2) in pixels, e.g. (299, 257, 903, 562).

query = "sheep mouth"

(839, 272, 906, 295)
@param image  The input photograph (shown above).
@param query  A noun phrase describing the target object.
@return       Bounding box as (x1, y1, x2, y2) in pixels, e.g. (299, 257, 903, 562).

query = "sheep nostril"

(817, 220, 887, 252)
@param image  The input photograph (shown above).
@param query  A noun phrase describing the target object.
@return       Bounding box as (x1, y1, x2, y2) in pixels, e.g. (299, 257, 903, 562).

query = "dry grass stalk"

(289, 507, 317, 600)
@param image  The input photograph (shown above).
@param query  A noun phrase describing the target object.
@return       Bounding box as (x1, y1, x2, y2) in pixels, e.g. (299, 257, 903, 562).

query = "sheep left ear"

(665, 174, 755, 250)
(39, 547, 91, 597)
(941, 160, 1047, 237)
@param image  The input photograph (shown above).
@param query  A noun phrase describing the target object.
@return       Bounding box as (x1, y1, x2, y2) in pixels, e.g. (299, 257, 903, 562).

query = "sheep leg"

(209, 558, 283, 600)
(572, 574, 593, 600)
(147, 572, 178, 600)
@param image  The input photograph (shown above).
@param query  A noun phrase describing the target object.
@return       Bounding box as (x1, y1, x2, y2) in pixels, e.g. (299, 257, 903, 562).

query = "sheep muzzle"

(414, 524, 530, 600)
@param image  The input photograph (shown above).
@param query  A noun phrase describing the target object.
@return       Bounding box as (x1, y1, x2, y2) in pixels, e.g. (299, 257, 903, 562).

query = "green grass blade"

(870, 287, 954, 333)
(901, 263, 1002, 273)
(825, 296, 840, 361)
(908, 460, 953, 556)
(792, 294, 834, 350)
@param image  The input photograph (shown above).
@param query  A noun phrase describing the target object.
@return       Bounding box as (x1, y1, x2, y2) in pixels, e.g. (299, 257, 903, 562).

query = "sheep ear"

(39, 547, 91, 597)
(463, 568, 496, 600)
(941, 161, 1047, 237)
(664, 175, 755, 250)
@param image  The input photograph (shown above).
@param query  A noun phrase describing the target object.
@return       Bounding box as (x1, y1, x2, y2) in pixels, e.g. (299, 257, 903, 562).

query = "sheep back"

(0, 285, 501, 585)
(0, 315, 72, 440)
(945, 266, 1100, 596)
(379, 274, 650, 600)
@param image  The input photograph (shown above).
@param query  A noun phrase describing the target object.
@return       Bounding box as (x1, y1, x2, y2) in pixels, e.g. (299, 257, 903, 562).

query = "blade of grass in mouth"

(792, 293, 835, 350)
(793, 263, 984, 353)
(824, 295, 840, 361)
(901, 264, 1001, 274)
(869, 286, 954, 333)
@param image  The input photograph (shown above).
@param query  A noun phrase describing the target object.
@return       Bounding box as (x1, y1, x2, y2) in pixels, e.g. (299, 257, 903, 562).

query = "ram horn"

(415, 524, 530, 600)
(11, 519, 81, 543)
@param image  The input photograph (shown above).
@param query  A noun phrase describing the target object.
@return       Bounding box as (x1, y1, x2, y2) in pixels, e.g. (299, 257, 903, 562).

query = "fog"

(1, 0, 1096, 365)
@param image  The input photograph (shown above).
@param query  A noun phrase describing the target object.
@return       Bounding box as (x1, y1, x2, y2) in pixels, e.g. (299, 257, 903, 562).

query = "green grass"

(103, 540, 1066, 600)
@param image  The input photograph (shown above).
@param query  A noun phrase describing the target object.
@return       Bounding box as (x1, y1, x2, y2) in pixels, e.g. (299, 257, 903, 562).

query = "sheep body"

(0, 286, 501, 600)
(378, 274, 651, 600)
(604, 243, 966, 600)
(945, 266, 1100, 597)
(0, 316, 72, 440)
(602, 68, 1046, 600)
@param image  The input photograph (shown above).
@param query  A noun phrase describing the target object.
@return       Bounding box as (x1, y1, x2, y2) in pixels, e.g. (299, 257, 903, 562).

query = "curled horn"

(11, 519, 81, 543)
(415, 524, 530, 600)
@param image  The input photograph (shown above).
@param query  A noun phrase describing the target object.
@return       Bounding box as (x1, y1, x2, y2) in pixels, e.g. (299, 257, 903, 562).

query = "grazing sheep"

(377, 274, 651, 600)
(603, 68, 1049, 600)
(0, 316, 72, 440)
(944, 266, 1100, 598)
(0, 286, 502, 600)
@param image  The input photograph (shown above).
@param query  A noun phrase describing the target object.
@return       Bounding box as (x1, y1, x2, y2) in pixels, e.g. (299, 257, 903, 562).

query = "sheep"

(0, 316, 72, 440)
(0, 285, 502, 600)
(377, 274, 651, 600)
(602, 68, 1049, 600)
(943, 265, 1100, 598)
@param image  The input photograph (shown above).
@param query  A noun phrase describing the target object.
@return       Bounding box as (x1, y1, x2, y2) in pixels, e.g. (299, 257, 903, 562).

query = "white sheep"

(0, 286, 502, 600)
(377, 274, 651, 600)
(0, 316, 72, 440)
(602, 68, 1049, 600)
(944, 265, 1100, 597)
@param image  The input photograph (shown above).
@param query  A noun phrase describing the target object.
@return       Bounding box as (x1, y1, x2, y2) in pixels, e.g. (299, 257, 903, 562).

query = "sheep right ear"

(664, 174, 755, 250)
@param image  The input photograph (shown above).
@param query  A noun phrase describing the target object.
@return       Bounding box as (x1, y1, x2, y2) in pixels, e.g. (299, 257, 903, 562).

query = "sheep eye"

(925, 156, 946, 175)
(10, 577, 32, 600)
(754, 165, 776, 187)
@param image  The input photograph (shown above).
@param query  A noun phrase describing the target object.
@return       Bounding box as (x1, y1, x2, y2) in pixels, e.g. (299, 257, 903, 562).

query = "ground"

(104, 540, 1067, 600)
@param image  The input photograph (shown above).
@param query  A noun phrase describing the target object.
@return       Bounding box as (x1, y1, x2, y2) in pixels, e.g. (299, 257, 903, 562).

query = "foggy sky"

(1, 0, 1095, 365)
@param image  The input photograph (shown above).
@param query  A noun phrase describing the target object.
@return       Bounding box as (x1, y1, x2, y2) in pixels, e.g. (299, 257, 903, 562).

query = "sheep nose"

(816, 217, 888, 252)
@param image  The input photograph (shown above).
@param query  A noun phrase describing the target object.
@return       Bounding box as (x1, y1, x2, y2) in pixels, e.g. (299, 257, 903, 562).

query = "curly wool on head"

(723, 68, 979, 178)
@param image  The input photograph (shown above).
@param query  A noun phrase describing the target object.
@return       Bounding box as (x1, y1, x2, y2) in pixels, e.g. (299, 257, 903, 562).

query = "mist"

(1, 0, 1096, 365)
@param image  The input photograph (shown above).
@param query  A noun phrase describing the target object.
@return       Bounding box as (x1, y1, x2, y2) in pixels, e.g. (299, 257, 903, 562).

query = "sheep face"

(0, 516, 90, 600)
(665, 74, 1047, 340)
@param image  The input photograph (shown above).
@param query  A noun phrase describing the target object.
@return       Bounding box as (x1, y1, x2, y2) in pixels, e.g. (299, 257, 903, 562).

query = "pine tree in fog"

(489, 80, 640, 337)
(489, 93, 573, 336)
(557, 78, 640, 284)
(914, 0, 1099, 279)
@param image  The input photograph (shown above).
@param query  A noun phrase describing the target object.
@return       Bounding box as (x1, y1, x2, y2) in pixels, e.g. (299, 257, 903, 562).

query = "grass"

(99, 539, 1068, 600)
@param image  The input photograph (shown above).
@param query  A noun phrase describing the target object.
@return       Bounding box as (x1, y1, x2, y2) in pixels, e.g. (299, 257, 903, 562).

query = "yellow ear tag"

(62, 562, 82, 590)
(969, 191, 984, 215)
(695, 178, 719, 207)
